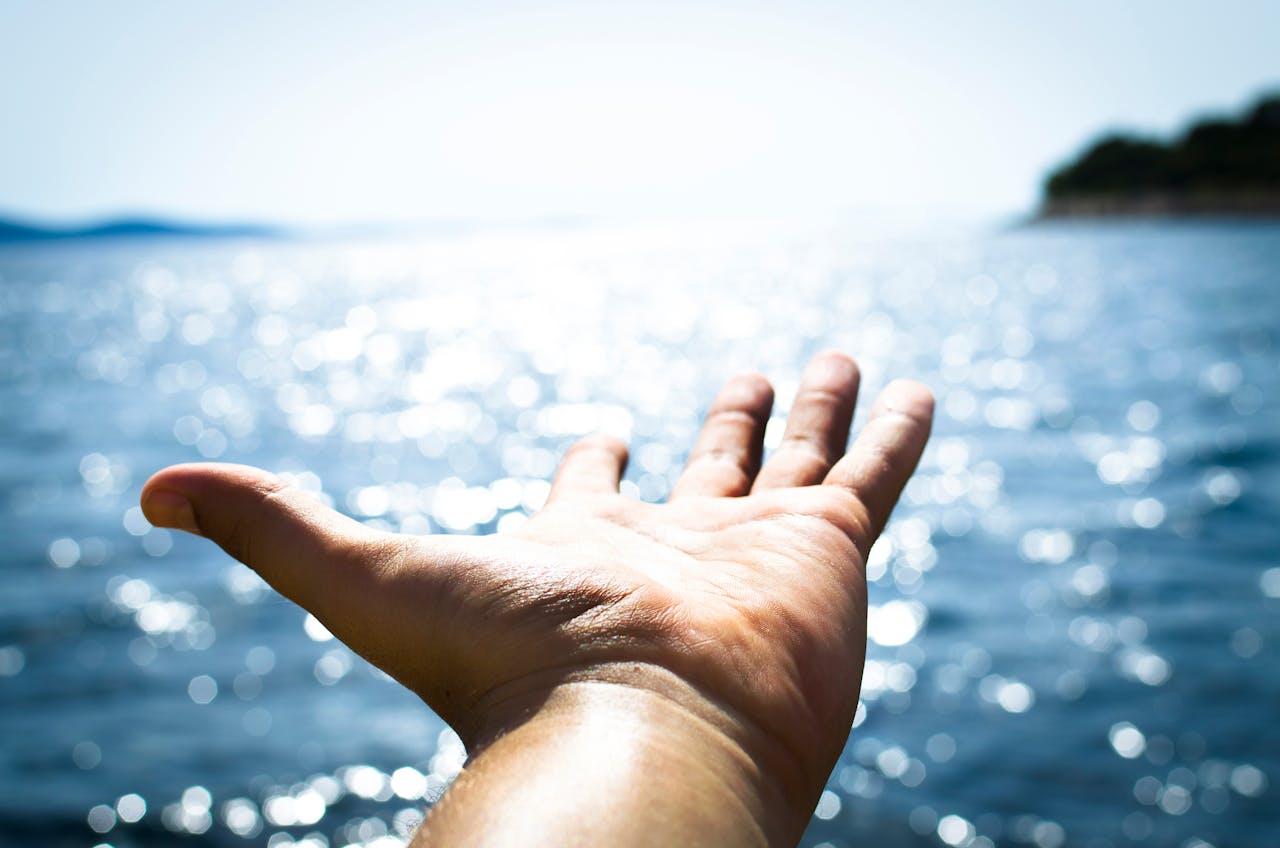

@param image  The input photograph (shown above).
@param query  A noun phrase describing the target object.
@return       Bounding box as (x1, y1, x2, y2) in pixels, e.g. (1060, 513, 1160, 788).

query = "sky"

(2, 0, 1278, 227)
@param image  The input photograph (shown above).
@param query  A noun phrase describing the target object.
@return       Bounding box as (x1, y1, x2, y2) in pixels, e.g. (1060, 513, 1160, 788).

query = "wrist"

(444, 662, 822, 847)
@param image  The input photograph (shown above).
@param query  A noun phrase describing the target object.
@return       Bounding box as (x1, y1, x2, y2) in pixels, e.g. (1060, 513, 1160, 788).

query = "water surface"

(1, 219, 1276, 848)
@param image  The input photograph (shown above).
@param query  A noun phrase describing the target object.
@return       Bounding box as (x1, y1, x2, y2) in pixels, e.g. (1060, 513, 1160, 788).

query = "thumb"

(140, 462, 392, 618)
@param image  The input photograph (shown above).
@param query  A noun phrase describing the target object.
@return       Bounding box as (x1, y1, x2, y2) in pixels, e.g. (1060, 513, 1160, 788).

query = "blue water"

(0, 220, 1276, 848)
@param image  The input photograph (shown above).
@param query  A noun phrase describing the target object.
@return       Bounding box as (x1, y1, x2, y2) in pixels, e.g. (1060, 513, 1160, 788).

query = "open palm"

(142, 351, 932, 843)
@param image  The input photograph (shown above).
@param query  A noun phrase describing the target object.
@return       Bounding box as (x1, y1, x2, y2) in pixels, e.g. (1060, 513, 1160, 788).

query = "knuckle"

(822, 488, 877, 543)
(703, 407, 761, 430)
(779, 431, 835, 462)
(795, 385, 847, 407)
(352, 534, 412, 583)
(696, 446, 748, 467)
(215, 513, 257, 568)
(880, 406, 932, 429)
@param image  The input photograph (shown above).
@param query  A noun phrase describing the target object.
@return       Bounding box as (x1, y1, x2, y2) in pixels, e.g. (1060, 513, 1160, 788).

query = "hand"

(141, 351, 933, 847)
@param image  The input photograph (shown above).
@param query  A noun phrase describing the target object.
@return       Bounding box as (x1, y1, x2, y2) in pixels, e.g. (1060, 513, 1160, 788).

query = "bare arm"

(141, 351, 933, 847)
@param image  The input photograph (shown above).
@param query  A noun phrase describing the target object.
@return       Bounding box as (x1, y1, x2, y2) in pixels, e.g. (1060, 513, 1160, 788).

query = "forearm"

(414, 665, 816, 848)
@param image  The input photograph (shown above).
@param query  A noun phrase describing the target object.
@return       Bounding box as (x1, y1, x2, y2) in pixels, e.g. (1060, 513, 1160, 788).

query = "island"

(0, 216, 278, 243)
(1041, 93, 1280, 217)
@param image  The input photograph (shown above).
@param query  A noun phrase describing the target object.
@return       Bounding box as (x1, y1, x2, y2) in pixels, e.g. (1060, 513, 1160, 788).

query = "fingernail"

(141, 490, 202, 536)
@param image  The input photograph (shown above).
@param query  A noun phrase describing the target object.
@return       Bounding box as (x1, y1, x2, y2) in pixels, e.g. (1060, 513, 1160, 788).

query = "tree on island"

(1042, 93, 1280, 216)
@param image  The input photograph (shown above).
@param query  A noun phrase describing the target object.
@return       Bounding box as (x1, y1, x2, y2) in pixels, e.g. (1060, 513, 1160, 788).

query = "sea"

(0, 218, 1276, 848)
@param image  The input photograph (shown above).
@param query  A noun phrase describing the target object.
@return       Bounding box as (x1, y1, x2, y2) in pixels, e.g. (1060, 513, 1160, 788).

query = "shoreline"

(1039, 189, 1280, 220)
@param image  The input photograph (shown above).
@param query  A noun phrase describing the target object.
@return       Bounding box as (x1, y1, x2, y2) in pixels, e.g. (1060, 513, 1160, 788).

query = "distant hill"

(1041, 93, 1280, 217)
(0, 216, 280, 243)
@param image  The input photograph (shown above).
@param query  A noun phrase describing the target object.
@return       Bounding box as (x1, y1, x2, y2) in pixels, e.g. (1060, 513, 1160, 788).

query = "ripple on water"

(0, 220, 1276, 846)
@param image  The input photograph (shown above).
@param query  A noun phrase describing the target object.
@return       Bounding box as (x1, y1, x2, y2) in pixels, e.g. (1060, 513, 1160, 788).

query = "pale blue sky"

(2, 1, 1278, 226)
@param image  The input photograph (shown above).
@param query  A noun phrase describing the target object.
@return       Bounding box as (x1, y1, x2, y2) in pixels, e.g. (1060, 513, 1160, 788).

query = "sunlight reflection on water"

(0, 219, 1277, 847)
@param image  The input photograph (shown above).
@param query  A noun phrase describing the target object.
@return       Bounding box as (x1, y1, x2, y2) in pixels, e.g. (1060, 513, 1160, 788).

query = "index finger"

(822, 380, 933, 535)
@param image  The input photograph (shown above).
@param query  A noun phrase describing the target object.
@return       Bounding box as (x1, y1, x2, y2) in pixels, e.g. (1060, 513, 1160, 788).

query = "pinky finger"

(547, 434, 629, 504)
(823, 380, 934, 536)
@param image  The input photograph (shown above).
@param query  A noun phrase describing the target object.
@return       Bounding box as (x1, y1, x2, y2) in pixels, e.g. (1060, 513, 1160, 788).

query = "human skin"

(140, 351, 933, 847)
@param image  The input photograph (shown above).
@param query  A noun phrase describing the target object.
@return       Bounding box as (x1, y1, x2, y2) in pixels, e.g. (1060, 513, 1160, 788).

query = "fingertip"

(875, 380, 935, 423)
(141, 462, 192, 497)
(793, 351, 860, 399)
(722, 371, 775, 411)
(144, 462, 282, 494)
(140, 489, 202, 536)
(571, 433, 631, 462)
(141, 463, 285, 536)
(811, 348, 858, 367)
